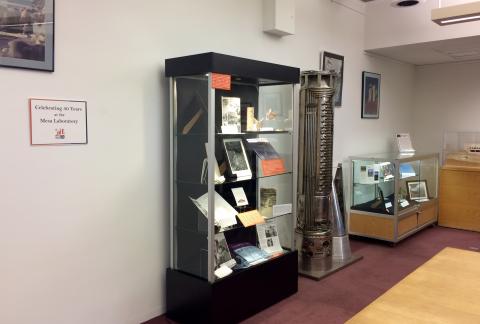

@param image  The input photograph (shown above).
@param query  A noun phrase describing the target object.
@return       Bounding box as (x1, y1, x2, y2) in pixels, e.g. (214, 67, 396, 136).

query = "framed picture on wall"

(361, 71, 381, 119)
(406, 180, 429, 201)
(321, 51, 344, 107)
(0, 0, 55, 71)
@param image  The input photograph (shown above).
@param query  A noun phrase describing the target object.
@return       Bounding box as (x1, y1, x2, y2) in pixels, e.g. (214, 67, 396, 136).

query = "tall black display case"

(166, 53, 300, 323)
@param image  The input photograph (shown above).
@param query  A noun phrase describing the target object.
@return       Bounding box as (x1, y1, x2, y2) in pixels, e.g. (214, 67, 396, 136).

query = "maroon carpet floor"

(146, 226, 480, 324)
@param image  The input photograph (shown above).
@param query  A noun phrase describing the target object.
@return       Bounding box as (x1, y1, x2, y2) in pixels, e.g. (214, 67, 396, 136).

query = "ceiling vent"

(391, 0, 424, 7)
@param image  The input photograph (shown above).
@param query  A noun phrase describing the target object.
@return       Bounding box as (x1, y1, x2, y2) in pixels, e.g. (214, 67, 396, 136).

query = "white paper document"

(190, 192, 238, 228)
(396, 133, 415, 154)
(272, 203, 292, 217)
(256, 221, 283, 255)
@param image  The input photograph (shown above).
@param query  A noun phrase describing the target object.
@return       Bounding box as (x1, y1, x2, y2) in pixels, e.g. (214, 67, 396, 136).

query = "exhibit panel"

(349, 153, 439, 243)
(166, 52, 300, 323)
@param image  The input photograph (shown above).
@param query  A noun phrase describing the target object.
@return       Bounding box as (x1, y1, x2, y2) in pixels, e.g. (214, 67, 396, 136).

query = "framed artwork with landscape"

(0, 0, 54, 71)
(361, 71, 380, 119)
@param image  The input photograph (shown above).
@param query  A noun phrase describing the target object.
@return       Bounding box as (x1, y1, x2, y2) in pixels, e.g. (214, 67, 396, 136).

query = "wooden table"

(347, 247, 480, 323)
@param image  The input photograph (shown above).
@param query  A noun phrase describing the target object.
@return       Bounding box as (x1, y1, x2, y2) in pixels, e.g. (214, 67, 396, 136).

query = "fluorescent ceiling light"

(432, 1, 480, 25)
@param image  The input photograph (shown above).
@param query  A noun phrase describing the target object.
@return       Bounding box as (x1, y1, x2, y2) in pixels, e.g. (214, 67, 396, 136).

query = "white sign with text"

(30, 99, 88, 145)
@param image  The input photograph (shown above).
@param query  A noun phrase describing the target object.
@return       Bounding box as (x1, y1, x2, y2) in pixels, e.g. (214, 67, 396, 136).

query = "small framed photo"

(406, 180, 429, 200)
(361, 72, 381, 119)
(223, 138, 252, 179)
(0, 0, 55, 71)
(321, 51, 344, 107)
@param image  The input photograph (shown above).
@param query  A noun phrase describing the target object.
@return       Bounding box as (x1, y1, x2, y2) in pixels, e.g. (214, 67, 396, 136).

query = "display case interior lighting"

(432, 1, 480, 25)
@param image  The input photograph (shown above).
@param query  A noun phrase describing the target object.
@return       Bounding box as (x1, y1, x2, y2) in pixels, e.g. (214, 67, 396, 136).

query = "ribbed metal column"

(297, 71, 335, 263)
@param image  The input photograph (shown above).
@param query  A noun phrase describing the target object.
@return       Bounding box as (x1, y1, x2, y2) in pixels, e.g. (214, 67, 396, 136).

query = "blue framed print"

(0, 0, 54, 71)
(361, 71, 381, 119)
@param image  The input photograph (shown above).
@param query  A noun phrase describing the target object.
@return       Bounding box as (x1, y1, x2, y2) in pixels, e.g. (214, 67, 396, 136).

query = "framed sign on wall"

(29, 98, 88, 145)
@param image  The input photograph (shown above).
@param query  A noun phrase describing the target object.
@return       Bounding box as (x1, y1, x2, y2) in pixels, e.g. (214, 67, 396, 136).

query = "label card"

(272, 203, 292, 217)
(30, 98, 87, 145)
(231, 187, 249, 207)
(212, 73, 231, 90)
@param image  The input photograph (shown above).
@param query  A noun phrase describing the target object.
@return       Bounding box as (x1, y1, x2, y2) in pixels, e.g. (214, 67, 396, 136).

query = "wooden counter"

(347, 247, 480, 323)
(439, 166, 480, 232)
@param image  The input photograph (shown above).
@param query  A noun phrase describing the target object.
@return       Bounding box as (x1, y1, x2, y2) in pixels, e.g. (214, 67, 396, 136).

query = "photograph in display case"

(214, 233, 236, 269)
(321, 51, 344, 107)
(221, 96, 241, 133)
(0, 0, 54, 71)
(223, 138, 252, 179)
(407, 180, 428, 201)
(361, 72, 381, 119)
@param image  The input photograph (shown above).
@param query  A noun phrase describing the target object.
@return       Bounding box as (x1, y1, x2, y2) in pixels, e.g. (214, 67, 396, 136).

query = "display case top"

(165, 52, 300, 84)
(350, 152, 439, 162)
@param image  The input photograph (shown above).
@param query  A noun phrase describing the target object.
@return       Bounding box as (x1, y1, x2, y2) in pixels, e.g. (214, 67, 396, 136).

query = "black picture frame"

(406, 180, 429, 201)
(0, 0, 55, 72)
(361, 71, 381, 119)
(321, 51, 344, 107)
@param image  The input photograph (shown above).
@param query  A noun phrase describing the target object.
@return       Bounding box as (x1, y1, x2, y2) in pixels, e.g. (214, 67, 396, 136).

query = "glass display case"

(443, 131, 480, 168)
(349, 152, 439, 243)
(166, 52, 299, 323)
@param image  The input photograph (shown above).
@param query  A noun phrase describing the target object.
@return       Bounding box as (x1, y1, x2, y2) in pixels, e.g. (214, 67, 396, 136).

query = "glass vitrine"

(166, 53, 299, 324)
(349, 152, 439, 243)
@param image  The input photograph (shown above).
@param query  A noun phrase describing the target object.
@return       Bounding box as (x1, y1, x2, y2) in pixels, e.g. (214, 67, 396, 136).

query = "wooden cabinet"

(439, 166, 480, 232)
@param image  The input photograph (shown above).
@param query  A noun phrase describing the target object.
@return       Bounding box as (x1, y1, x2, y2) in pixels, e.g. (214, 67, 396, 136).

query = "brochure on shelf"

(190, 192, 238, 228)
(230, 243, 270, 269)
(237, 209, 265, 227)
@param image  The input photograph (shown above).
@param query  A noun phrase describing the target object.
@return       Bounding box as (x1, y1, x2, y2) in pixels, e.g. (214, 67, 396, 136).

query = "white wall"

(365, 0, 480, 50)
(0, 1, 415, 323)
(412, 60, 480, 155)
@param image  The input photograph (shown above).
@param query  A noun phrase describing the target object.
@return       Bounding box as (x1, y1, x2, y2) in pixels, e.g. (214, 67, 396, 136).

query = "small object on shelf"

(214, 265, 233, 279)
(246, 107, 255, 131)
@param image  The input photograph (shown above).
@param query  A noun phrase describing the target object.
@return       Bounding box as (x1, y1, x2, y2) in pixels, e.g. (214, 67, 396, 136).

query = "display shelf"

(167, 52, 299, 323)
(349, 152, 439, 243)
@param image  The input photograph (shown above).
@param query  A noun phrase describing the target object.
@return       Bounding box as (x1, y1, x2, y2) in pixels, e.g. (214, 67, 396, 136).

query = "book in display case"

(165, 52, 300, 323)
(349, 152, 439, 243)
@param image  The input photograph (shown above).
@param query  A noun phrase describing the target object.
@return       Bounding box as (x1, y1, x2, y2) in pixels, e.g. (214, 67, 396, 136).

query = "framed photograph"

(321, 51, 344, 107)
(0, 0, 54, 71)
(223, 138, 252, 179)
(406, 180, 429, 200)
(214, 233, 236, 269)
(361, 72, 381, 119)
(221, 96, 241, 133)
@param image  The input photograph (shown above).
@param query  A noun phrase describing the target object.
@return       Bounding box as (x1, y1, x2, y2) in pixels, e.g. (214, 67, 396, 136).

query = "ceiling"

(366, 34, 480, 65)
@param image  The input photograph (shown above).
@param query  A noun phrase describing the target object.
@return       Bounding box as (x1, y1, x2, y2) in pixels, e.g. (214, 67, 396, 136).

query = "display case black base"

(166, 250, 298, 324)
